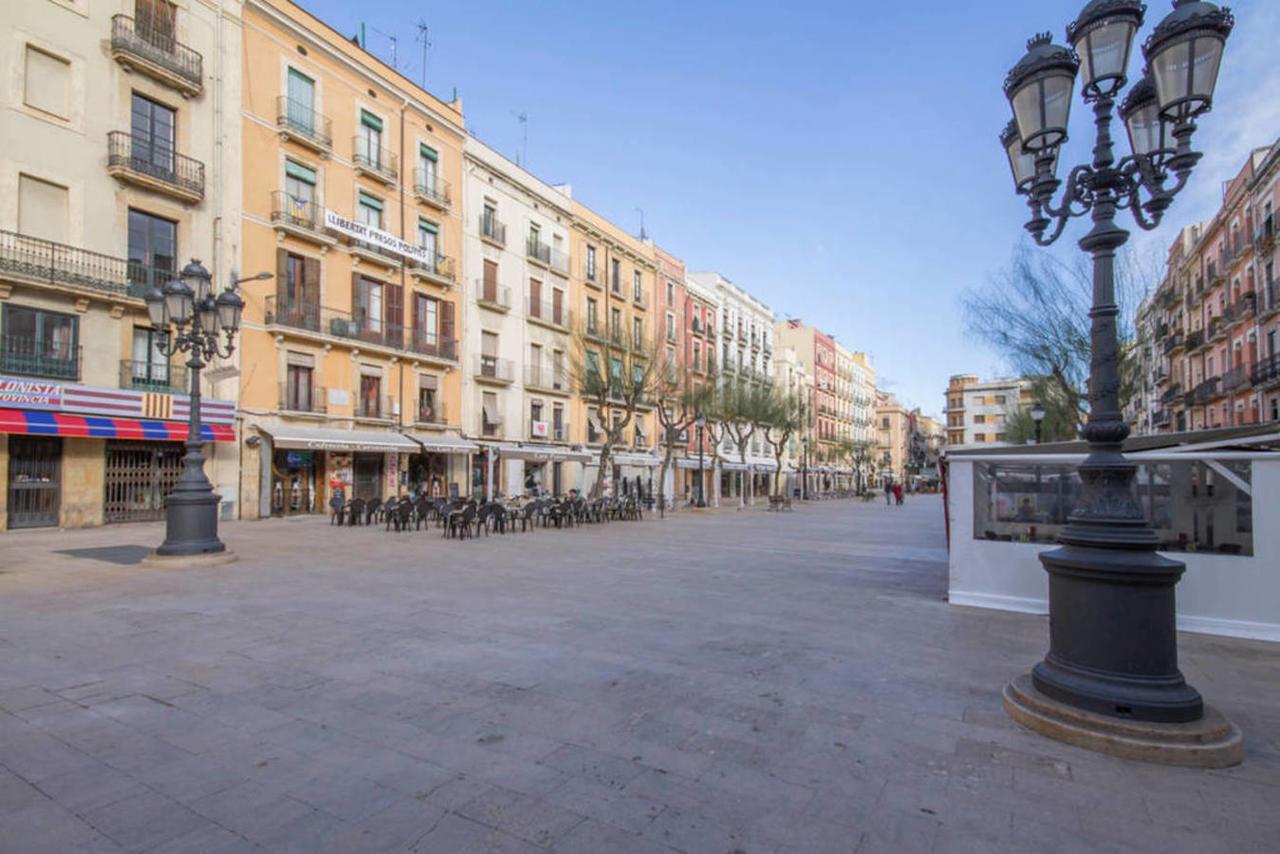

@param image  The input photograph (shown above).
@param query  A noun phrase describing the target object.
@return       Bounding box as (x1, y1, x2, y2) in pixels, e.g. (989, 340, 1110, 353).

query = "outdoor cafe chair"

(346, 498, 366, 526)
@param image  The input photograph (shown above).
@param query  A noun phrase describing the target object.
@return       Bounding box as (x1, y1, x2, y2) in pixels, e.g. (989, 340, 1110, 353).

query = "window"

(417, 375, 438, 422)
(355, 276, 383, 334)
(285, 68, 315, 133)
(611, 258, 621, 292)
(529, 278, 542, 317)
(633, 317, 643, 346)
(693, 342, 702, 371)
(881, 416, 890, 429)
(482, 202, 499, 240)
(127, 209, 177, 292)
(129, 327, 170, 388)
(285, 363, 313, 411)
(18, 174, 69, 243)
(418, 218, 438, 261)
(482, 259, 499, 303)
(994, 395, 1007, 405)
(1, 305, 79, 379)
(284, 160, 316, 219)
(359, 373, 381, 418)
(418, 143, 438, 191)
(611, 308, 622, 340)
(24, 46, 70, 119)
(666, 313, 676, 341)
(586, 297, 598, 333)
(666, 280, 674, 305)
(633, 270, 643, 301)
(130, 93, 176, 175)
(586, 245, 597, 280)
(974, 414, 986, 424)
(531, 400, 543, 426)
(358, 109, 383, 167)
(358, 191, 383, 230)
(482, 391, 501, 436)
(587, 407, 601, 443)
(414, 293, 438, 348)
(552, 288, 564, 325)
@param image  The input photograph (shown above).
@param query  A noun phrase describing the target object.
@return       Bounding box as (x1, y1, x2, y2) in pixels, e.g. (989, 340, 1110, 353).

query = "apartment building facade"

(1, 0, 242, 530)
(942, 374, 1032, 447)
(1148, 140, 1280, 433)
(567, 195, 659, 495)
(677, 268, 718, 503)
(876, 391, 909, 484)
(237, 0, 470, 517)
(461, 136, 583, 500)
(850, 351, 876, 445)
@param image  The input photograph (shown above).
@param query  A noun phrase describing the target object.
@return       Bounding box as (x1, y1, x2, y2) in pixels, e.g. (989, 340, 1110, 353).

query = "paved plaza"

(0, 497, 1277, 853)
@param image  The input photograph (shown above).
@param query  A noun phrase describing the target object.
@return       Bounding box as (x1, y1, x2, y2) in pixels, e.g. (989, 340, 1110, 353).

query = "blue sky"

(298, 0, 1278, 416)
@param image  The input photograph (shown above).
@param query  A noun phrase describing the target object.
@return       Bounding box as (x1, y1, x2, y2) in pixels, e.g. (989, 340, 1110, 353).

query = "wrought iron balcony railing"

(279, 380, 327, 414)
(0, 335, 81, 380)
(476, 355, 514, 383)
(276, 96, 332, 151)
(263, 296, 407, 350)
(525, 297, 571, 329)
(109, 15, 202, 95)
(1251, 353, 1280, 387)
(415, 400, 447, 425)
(406, 252, 456, 285)
(1222, 365, 1250, 392)
(525, 363, 570, 392)
(407, 332, 457, 362)
(352, 137, 398, 183)
(121, 359, 187, 393)
(107, 131, 205, 201)
(0, 229, 142, 298)
(475, 279, 511, 311)
(480, 213, 507, 246)
(413, 168, 451, 208)
(270, 191, 324, 234)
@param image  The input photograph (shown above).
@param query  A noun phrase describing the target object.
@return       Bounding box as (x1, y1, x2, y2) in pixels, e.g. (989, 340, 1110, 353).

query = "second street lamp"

(1030, 401, 1046, 445)
(998, 0, 1240, 764)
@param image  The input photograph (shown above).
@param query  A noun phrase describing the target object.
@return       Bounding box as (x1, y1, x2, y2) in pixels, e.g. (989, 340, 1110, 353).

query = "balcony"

(0, 229, 143, 300)
(1153, 410, 1171, 428)
(275, 96, 332, 155)
(1208, 314, 1229, 341)
(355, 395, 394, 421)
(475, 280, 511, 313)
(413, 400, 447, 426)
(632, 291, 649, 310)
(1206, 263, 1224, 288)
(1192, 378, 1220, 405)
(263, 296, 407, 351)
(352, 137, 398, 185)
(583, 262, 602, 289)
(278, 381, 327, 415)
(1160, 383, 1183, 404)
(475, 355, 514, 385)
(406, 253, 455, 288)
(349, 238, 402, 270)
(480, 214, 507, 247)
(1264, 282, 1280, 318)
(1231, 291, 1257, 320)
(120, 359, 187, 394)
(109, 15, 203, 98)
(1222, 365, 1250, 392)
(413, 168, 451, 210)
(269, 191, 336, 247)
(107, 132, 205, 203)
(1185, 329, 1204, 351)
(525, 364, 570, 394)
(1252, 353, 1280, 387)
(407, 331, 457, 364)
(1163, 332, 1184, 354)
(0, 336, 81, 380)
(1257, 216, 1276, 253)
(526, 297, 571, 331)
(524, 240, 570, 276)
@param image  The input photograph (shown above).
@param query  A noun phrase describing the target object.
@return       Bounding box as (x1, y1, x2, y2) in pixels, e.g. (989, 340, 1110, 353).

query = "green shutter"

(418, 219, 438, 235)
(419, 144, 438, 162)
(358, 191, 383, 212)
(285, 160, 317, 184)
(360, 110, 383, 131)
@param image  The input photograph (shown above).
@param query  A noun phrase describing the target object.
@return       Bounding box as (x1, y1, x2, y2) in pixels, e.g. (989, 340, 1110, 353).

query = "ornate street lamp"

(144, 261, 259, 557)
(695, 413, 707, 508)
(800, 436, 809, 501)
(998, 1, 1240, 761)
(1030, 401, 1046, 445)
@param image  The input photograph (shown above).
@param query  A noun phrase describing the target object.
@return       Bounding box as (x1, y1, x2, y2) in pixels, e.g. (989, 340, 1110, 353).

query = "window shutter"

(419, 143, 438, 162)
(440, 300, 455, 342)
(285, 160, 317, 184)
(303, 256, 320, 305)
(360, 109, 383, 131)
(358, 191, 383, 211)
(351, 271, 362, 323)
(386, 283, 403, 343)
(276, 249, 289, 298)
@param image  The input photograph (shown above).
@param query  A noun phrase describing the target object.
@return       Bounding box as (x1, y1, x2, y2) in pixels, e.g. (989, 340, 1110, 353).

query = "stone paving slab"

(0, 497, 1276, 852)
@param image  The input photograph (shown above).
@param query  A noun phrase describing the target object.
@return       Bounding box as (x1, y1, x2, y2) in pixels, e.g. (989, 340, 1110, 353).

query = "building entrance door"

(271, 449, 318, 515)
(6, 436, 62, 528)
(104, 440, 183, 522)
(353, 453, 382, 501)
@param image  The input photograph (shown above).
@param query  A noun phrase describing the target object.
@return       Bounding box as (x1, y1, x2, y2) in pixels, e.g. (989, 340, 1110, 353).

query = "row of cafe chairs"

(329, 493, 648, 539)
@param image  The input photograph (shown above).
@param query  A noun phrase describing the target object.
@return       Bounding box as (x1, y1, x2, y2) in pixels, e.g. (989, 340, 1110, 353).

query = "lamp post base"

(1004, 675, 1242, 768)
(143, 550, 238, 568)
(156, 488, 226, 557)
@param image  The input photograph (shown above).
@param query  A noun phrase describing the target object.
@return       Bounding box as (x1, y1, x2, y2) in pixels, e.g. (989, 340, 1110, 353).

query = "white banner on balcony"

(323, 209, 431, 265)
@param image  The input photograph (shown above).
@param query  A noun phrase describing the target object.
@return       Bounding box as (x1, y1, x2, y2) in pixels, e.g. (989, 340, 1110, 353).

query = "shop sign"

(0, 377, 62, 408)
(324, 209, 431, 265)
(285, 451, 314, 468)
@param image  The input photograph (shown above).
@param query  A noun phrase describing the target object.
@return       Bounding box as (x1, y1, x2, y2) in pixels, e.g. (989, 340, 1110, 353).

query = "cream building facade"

(943, 374, 1033, 447)
(1, 0, 242, 530)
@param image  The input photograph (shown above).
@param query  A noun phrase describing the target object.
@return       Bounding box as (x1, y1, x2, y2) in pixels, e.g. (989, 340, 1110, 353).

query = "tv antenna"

(416, 20, 431, 89)
(514, 112, 528, 167)
(636, 208, 648, 241)
(369, 25, 398, 69)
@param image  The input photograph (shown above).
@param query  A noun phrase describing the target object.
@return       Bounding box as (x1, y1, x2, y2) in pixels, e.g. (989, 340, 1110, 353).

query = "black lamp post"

(1000, 1, 1233, 724)
(144, 261, 254, 557)
(695, 413, 707, 507)
(1030, 401, 1046, 444)
(800, 436, 809, 501)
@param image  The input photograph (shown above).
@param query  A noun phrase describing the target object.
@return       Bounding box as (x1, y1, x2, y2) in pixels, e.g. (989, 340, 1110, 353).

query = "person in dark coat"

(884, 480, 893, 505)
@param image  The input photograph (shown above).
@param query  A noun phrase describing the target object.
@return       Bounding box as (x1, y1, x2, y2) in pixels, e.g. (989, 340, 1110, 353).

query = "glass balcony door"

(130, 93, 176, 178)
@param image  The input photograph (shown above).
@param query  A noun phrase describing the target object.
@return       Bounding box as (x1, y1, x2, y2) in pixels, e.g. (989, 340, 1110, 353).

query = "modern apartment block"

(461, 136, 581, 500)
(237, 0, 470, 518)
(1, 0, 242, 530)
(850, 351, 877, 445)
(1147, 140, 1280, 433)
(942, 374, 1032, 447)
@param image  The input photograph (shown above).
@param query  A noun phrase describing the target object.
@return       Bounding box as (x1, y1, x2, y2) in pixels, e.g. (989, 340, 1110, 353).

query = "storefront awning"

(0, 409, 234, 442)
(489, 442, 592, 463)
(720, 460, 749, 471)
(411, 433, 478, 454)
(675, 456, 714, 469)
(610, 451, 661, 468)
(259, 425, 419, 453)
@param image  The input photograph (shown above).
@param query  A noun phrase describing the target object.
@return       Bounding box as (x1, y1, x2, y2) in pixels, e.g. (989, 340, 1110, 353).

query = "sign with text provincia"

(324, 209, 431, 265)
(0, 377, 62, 409)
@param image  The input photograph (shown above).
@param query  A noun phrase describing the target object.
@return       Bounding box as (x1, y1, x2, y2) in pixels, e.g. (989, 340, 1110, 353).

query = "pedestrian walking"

(894, 482, 904, 505)
(884, 481, 893, 505)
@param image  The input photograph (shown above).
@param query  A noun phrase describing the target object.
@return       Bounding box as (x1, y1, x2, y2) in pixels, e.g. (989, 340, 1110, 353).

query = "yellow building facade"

(567, 196, 660, 492)
(237, 0, 471, 517)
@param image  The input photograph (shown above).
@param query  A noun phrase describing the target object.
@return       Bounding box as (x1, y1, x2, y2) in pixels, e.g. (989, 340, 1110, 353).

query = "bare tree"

(571, 320, 664, 499)
(655, 357, 718, 514)
(762, 388, 806, 498)
(717, 379, 773, 506)
(962, 245, 1151, 438)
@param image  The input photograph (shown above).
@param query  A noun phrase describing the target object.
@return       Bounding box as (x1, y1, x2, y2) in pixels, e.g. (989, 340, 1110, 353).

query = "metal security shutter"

(103, 440, 182, 523)
(6, 436, 62, 528)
